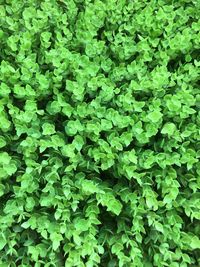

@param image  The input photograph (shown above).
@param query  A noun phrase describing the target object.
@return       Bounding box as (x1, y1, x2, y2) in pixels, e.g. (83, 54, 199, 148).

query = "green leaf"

(0, 83, 11, 97)
(81, 180, 99, 195)
(50, 233, 63, 250)
(0, 234, 6, 250)
(148, 110, 163, 123)
(99, 194, 123, 216)
(190, 236, 200, 249)
(0, 137, 6, 148)
(74, 219, 88, 232)
(154, 222, 164, 233)
(161, 123, 176, 135)
(0, 152, 11, 165)
(128, 150, 137, 164)
(42, 122, 56, 135)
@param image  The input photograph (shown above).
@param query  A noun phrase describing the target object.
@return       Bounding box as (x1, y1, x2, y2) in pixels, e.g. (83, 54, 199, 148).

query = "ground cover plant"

(0, 0, 200, 266)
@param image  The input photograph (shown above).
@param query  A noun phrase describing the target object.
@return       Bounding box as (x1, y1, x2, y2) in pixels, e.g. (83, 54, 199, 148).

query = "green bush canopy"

(0, 0, 200, 266)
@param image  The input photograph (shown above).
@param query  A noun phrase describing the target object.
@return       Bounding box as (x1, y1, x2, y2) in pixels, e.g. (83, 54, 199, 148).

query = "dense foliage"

(0, 0, 200, 266)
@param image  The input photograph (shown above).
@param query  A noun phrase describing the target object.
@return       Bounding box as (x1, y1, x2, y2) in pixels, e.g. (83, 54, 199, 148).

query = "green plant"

(0, 0, 200, 266)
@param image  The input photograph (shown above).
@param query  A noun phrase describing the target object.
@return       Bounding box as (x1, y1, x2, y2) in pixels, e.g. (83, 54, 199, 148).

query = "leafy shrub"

(0, 0, 200, 266)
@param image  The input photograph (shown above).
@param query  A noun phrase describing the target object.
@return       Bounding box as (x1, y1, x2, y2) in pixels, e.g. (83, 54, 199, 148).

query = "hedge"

(0, 0, 200, 266)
